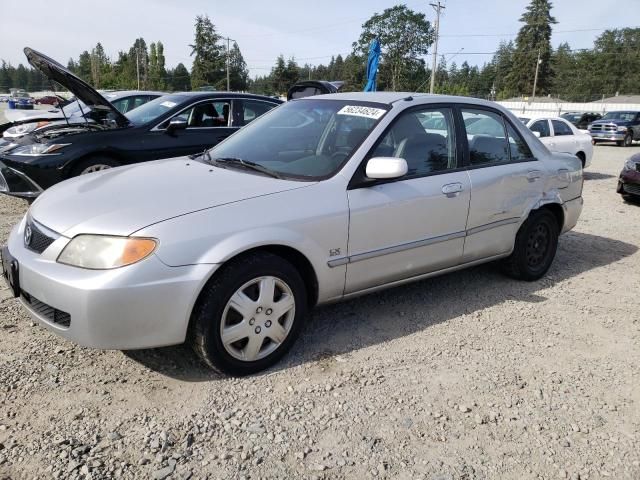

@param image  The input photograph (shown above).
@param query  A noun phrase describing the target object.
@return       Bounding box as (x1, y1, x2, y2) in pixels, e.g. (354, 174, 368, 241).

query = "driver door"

(345, 106, 471, 294)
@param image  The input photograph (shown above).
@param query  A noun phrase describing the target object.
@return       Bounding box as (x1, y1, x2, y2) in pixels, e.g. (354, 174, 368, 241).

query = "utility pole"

(531, 48, 541, 101)
(429, 1, 445, 94)
(223, 37, 236, 91)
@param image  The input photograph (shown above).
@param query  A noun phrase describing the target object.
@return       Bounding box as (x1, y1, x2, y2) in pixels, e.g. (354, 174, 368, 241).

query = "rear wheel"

(576, 151, 586, 168)
(502, 209, 559, 281)
(191, 252, 307, 376)
(71, 156, 120, 176)
(622, 132, 633, 147)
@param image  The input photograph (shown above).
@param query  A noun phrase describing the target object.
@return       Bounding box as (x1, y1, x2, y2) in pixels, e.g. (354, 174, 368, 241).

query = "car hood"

(24, 47, 129, 128)
(591, 118, 632, 127)
(29, 158, 313, 237)
(3, 108, 62, 123)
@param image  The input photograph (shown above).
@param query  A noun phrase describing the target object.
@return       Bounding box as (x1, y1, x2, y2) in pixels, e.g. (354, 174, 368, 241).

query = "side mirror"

(365, 157, 408, 180)
(532, 131, 541, 138)
(166, 117, 187, 133)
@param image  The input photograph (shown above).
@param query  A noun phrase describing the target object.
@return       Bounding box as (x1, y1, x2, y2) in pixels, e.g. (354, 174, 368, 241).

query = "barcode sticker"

(337, 105, 386, 119)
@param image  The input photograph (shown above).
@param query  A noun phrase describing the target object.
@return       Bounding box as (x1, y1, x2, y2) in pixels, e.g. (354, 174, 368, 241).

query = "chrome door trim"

(328, 230, 466, 268)
(465, 217, 520, 236)
(328, 217, 521, 267)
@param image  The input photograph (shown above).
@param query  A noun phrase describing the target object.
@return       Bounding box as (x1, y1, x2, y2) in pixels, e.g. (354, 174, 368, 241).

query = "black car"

(287, 80, 344, 100)
(560, 112, 602, 130)
(0, 48, 282, 198)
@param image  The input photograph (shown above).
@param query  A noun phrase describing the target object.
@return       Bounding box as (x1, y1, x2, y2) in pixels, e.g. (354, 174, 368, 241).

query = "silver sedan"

(1, 93, 584, 375)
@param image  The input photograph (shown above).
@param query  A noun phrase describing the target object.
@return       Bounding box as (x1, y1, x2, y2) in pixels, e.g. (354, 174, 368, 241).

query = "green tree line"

(1, 1, 639, 103)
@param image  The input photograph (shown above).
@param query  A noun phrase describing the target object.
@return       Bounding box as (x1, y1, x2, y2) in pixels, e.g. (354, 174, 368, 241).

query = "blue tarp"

(364, 38, 380, 92)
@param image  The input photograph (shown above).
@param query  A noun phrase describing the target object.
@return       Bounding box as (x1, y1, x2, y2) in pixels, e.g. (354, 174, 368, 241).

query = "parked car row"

(0, 48, 281, 198)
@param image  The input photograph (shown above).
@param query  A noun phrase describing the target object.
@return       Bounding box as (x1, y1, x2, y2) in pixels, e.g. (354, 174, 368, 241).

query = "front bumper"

(4, 217, 217, 349)
(0, 160, 43, 198)
(589, 131, 625, 141)
(618, 168, 640, 196)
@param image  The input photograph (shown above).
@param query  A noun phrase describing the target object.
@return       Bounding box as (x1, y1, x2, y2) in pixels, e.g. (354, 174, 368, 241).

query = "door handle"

(526, 170, 542, 182)
(442, 182, 463, 196)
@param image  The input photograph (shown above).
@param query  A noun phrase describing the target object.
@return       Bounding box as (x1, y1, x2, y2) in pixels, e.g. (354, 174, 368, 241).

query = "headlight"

(10, 143, 70, 156)
(57, 235, 157, 269)
(618, 126, 628, 132)
(3, 121, 50, 138)
(624, 158, 638, 171)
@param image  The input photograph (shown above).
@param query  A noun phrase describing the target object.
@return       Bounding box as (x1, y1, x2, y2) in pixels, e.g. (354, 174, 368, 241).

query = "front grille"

(25, 220, 56, 254)
(623, 183, 640, 196)
(591, 124, 617, 132)
(22, 291, 71, 328)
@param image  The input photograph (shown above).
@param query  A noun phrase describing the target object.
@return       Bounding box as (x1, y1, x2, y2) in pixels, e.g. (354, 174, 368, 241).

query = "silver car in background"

(1, 93, 583, 375)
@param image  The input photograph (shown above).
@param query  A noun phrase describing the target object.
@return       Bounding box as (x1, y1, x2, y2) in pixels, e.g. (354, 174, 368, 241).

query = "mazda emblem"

(24, 224, 32, 247)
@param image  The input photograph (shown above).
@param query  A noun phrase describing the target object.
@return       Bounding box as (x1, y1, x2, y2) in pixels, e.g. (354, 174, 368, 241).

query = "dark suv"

(560, 112, 601, 130)
(589, 111, 640, 147)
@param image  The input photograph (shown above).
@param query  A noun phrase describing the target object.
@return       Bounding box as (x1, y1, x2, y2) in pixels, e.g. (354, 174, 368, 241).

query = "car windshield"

(602, 111, 636, 121)
(561, 113, 581, 122)
(206, 99, 389, 180)
(125, 94, 186, 125)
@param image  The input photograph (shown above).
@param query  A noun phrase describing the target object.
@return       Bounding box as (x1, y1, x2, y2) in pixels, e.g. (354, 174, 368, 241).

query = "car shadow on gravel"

(583, 171, 616, 181)
(125, 231, 637, 381)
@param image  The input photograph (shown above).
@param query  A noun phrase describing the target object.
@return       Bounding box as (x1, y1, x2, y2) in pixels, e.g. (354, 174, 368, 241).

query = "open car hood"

(24, 47, 129, 127)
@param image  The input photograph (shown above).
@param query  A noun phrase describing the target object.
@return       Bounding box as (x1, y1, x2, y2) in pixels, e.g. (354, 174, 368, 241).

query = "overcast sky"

(1, 0, 637, 78)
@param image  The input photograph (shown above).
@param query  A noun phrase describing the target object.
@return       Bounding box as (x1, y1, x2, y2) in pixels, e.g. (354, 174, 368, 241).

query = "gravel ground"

(0, 146, 639, 480)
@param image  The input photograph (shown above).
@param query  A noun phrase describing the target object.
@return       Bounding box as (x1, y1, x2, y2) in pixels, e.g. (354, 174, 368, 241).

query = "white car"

(525, 117, 593, 168)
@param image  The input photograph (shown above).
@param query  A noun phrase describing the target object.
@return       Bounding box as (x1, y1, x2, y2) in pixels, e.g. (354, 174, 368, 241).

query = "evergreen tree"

(271, 55, 288, 94)
(77, 51, 92, 82)
(190, 15, 225, 89)
(227, 42, 248, 91)
(170, 63, 191, 91)
(505, 0, 557, 96)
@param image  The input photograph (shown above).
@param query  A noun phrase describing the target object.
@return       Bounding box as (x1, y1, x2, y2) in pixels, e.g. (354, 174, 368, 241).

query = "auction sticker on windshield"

(160, 101, 177, 108)
(337, 105, 386, 120)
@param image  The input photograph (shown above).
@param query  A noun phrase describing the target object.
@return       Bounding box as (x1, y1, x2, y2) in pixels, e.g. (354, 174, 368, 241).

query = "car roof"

(299, 92, 508, 109)
(102, 90, 164, 99)
(163, 91, 283, 102)
(526, 116, 573, 123)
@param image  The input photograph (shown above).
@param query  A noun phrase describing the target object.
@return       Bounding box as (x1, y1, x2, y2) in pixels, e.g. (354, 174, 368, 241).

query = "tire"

(71, 156, 120, 177)
(622, 132, 633, 147)
(501, 209, 559, 281)
(190, 252, 307, 376)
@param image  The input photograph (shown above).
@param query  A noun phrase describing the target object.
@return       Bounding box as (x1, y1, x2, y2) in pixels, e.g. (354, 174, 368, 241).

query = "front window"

(601, 111, 636, 122)
(206, 99, 389, 180)
(125, 94, 188, 125)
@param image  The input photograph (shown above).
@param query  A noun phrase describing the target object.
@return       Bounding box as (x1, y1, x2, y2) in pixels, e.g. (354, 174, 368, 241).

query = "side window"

(165, 101, 231, 128)
(462, 109, 509, 166)
(371, 107, 456, 177)
(234, 100, 278, 127)
(530, 120, 550, 138)
(506, 122, 534, 162)
(130, 96, 149, 111)
(552, 120, 573, 136)
(111, 98, 130, 113)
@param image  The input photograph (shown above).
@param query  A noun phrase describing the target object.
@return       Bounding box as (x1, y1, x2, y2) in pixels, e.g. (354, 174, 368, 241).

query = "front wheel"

(190, 252, 307, 376)
(71, 156, 121, 176)
(502, 209, 559, 281)
(622, 132, 633, 147)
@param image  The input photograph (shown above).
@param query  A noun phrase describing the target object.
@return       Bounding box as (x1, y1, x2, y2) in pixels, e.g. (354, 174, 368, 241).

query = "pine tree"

(190, 15, 224, 89)
(505, 0, 557, 97)
(227, 42, 249, 91)
(271, 55, 288, 95)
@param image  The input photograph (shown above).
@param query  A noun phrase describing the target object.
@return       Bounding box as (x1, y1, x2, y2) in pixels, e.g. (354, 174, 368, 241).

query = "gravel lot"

(0, 146, 639, 480)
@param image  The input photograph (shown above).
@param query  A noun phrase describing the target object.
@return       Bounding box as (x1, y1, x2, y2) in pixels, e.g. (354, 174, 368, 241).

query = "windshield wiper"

(211, 157, 283, 179)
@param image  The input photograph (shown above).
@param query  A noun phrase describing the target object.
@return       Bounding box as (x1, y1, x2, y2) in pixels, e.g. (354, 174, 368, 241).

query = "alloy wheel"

(81, 164, 113, 174)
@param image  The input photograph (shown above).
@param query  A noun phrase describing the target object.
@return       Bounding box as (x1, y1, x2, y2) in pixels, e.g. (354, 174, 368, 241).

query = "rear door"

(551, 119, 578, 155)
(462, 107, 544, 262)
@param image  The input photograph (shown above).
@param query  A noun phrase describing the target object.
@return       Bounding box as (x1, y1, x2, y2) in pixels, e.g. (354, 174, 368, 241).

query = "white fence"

(497, 101, 640, 118)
